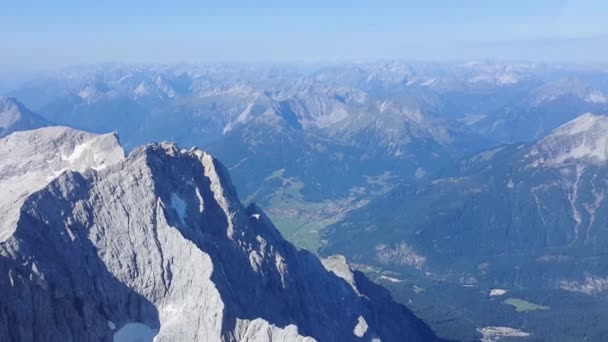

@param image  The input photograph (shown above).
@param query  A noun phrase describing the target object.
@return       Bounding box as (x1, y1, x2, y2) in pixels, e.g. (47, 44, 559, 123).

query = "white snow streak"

(61, 143, 89, 163)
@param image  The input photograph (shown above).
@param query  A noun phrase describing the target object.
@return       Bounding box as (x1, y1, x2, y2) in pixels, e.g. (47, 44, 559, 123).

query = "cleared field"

(503, 298, 550, 312)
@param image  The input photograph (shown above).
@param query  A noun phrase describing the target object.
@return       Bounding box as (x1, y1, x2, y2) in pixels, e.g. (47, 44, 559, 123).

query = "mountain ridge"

(0, 97, 50, 138)
(320, 112, 608, 341)
(0, 127, 443, 341)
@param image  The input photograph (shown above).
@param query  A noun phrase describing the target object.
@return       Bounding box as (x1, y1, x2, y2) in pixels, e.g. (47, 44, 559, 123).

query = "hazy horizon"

(1, 0, 608, 71)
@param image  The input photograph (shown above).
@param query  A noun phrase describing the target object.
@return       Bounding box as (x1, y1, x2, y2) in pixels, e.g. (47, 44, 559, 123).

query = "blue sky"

(1, 0, 608, 69)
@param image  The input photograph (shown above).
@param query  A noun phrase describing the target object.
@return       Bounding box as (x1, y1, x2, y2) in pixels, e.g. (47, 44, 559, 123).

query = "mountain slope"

(0, 127, 442, 341)
(0, 97, 49, 138)
(209, 101, 411, 205)
(0, 126, 124, 241)
(320, 113, 608, 341)
(8, 65, 491, 195)
(323, 112, 608, 279)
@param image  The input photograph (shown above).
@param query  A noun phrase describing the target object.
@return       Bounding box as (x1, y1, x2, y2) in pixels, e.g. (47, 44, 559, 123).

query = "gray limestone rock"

(0, 127, 441, 342)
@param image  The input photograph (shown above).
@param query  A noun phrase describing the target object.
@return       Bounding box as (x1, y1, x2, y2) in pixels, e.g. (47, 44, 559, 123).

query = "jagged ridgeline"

(0, 127, 443, 341)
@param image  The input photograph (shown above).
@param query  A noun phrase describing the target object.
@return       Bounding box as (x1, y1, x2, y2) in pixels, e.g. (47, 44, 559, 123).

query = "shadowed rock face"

(0, 97, 49, 138)
(0, 127, 442, 342)
(0, 126, 124, 242)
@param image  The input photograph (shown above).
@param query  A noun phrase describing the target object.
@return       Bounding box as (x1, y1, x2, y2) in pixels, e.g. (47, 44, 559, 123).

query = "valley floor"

(356, 264, 608, 342)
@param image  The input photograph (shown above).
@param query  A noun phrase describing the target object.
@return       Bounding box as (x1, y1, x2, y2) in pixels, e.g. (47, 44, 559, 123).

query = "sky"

(1, 0, 608, 70)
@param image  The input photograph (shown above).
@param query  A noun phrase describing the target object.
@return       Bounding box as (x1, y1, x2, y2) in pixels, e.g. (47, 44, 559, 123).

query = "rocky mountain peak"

(0, 97, 49, 138)
(0, 126, 123, 241)
(0, 97, 22, 125)
(528, 113, 608, 166)
(0, 127, 441, 342)
(532, 78, 607, 105)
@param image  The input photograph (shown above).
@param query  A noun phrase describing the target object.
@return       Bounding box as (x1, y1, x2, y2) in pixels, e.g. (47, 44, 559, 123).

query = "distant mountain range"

(7, 62, 607, 219)
(3, 62, 608, 341)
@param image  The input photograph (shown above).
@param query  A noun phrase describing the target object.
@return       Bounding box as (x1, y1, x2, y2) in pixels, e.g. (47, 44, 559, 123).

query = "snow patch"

(353, 316, 368, 337)
(251, 213, 261, 220)
(92, 164, 107, 171)
(490, 289, 507, 296)
(195, 186, 205, 213)
(249, 251, 262, 272)
(256, 235, 267, 255)
(477, 326, 530, 341)
(379, 275, 403, 283)
(113, 322, 158, 342)
(61, 143, 89, 163)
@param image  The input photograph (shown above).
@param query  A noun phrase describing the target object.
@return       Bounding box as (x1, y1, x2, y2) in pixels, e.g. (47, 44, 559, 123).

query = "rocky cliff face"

(0, 126, 124, 242)
(0, 127, 440, 342)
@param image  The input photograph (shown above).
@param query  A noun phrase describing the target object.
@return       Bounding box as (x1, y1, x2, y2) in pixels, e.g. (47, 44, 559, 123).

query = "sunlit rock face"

(0, 127, 441, 342)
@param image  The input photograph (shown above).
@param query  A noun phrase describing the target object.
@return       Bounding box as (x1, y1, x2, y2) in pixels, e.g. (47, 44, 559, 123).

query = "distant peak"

(532, 78, 607, 105)
(0, 96, 26, 113)
(551, 113, 608, 137)
(0, 96, 18, 105)
(528, 113, 608, 166)
(0, 98, 50, 137)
